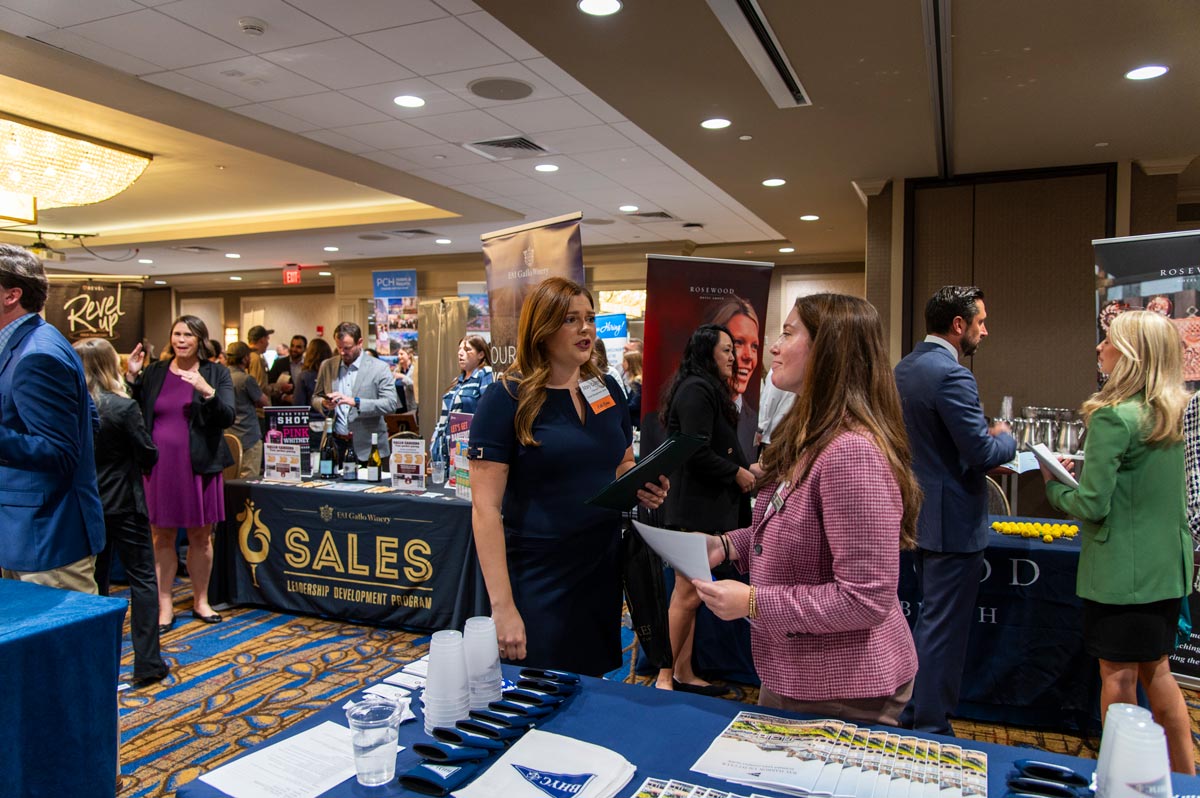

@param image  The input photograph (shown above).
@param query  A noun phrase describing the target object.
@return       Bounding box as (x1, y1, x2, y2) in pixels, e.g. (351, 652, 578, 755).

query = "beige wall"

(1130, 164, 1179, 236)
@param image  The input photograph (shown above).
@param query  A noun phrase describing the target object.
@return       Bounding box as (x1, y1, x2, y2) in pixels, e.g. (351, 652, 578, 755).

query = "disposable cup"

(1095, 704, 1155, 796)
(1103, 719, 1171, 798)
(345, 698, 402, 787)
(426, 630, 469, 704)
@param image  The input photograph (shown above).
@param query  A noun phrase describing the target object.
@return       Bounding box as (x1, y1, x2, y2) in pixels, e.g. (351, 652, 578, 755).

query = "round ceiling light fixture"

(435, 238, 452, 245)
(468, 78, 535, 101)
(1124, 65, 1168, 80)
(619, 205, 639, 212)
(225, 252, 241, 258)
(393, 95, 426, 108)
(534, 163, 559, 172)
(779, 247, 795, 253)
(138, 258, 153, 264)
(762, 178, 786, 187)
(701, 118, 731, 130)
(578, 0, 621, 16)
(800, 214, 820, 221)
(318, 271, 332, 276)
(323, 246, 339, 252)
(229, 275, 243, 281)
(153, 279, 166, 285)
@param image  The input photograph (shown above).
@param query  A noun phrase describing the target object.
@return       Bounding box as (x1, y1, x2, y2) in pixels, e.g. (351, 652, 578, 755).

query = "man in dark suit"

(894, 285, 1016, 734)
(0, 244, 105, 591)
(267, 334, 307, 404)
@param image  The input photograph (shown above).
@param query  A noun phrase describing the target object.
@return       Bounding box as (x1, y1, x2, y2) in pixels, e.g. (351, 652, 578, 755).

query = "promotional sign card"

(263, 443, 302, 482)
(391, 437, 426, 492)
(264, 407, 312, 475)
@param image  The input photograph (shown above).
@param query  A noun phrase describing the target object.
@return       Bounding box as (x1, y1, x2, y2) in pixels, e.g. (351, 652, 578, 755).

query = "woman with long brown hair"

(694, 293, 920, 725)
(468, 277, 668, 676)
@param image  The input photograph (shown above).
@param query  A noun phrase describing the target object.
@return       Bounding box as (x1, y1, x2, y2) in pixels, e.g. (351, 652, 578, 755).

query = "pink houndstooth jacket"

(729, 430, 917, 702)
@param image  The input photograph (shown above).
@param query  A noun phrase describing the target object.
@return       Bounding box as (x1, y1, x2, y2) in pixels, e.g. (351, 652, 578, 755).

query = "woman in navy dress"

(469, 277, 669, 676)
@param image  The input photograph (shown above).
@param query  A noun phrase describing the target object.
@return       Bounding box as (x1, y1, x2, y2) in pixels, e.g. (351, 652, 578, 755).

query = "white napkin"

(453, 729, 636, 798)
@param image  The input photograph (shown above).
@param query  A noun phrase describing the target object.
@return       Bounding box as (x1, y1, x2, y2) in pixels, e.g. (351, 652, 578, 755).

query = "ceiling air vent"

(170, 245, 221, 254)
(629, 211, 678, 222)
(462, 135, 549, 162)
(383, 229, 438, 239)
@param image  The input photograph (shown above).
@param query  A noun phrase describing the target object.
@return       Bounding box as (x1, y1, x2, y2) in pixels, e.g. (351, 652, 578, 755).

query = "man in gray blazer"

(311, 321, 398, 461)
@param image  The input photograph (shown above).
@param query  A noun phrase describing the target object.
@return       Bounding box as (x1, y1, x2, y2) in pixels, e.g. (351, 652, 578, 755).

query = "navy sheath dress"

(469, 374, 632, 676)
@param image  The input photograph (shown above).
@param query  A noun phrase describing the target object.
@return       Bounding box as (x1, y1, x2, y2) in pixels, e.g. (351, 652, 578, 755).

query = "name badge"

(579, 376, 615, 414)
(770, 482, 789, 514)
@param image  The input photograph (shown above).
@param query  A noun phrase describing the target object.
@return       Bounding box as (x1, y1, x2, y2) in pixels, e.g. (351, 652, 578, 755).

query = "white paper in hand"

(631, 520, 713, 582)
(1031, 443, 1079, 488)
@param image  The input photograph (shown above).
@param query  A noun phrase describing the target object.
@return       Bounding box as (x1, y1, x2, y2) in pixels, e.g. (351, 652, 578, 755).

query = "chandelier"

(0, 113, 152, 211)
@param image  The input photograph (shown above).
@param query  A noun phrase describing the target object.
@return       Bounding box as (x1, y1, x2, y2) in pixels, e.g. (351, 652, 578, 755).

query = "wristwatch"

(354, 397, 361, 409)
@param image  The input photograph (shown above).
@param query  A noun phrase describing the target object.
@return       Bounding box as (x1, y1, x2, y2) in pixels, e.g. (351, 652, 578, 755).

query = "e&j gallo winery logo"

(237, 499, 270, 587)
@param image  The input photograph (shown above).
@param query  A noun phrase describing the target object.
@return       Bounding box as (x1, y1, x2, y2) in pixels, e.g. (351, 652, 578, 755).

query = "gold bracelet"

(748, 585, 757, 620)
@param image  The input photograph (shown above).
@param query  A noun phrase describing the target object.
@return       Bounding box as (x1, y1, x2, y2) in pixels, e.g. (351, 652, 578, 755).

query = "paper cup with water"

(345, 698, 402, 787)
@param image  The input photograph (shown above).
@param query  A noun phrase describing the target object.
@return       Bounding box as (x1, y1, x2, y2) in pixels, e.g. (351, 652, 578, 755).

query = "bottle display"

(342, 432, 359, 480)
(318, 418, 338, 478)
(367, 432, 383, 482)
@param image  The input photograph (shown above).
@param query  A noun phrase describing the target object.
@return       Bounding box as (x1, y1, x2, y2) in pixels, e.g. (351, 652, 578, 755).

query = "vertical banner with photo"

(641, 255, 772, 463)
(481, 212, 584, 372)
(596, 313, 628, 369)
(44, 280, 144, 347)
(457, 280, 491, 342)
(373, 269, 418, 357)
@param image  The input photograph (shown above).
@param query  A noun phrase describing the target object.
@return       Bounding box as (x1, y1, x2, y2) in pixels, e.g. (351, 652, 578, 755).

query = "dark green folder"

(584, 433, 708, 510)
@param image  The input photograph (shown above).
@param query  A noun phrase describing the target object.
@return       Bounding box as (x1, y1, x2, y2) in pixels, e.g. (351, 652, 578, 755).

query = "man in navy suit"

(894, 286, 1016, 734)
(0, 244, 104, 592)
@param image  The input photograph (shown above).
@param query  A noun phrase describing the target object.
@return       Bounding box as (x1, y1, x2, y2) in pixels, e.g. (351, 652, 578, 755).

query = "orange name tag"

(579, 377, 615, 414)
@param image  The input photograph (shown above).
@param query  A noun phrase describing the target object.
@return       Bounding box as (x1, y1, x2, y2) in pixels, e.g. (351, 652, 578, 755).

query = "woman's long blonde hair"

(760, 294, 921, 549)
(73, 338, 129, 403)
(504, 277, 604, 446)
(1081, 310, 1188, 444)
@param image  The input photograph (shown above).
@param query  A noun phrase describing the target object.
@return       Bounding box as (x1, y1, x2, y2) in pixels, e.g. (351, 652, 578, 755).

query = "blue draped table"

(177, 665, 1197, 798)
(0, 578, 127, 798)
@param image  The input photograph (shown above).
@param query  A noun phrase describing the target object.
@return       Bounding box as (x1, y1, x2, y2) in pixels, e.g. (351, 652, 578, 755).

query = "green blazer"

(1046, 396, 1192, 605)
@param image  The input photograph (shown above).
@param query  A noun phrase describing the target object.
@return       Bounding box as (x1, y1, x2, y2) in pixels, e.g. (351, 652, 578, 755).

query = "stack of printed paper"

(454, 729, 636, 798)
(690, 711, 987, 798)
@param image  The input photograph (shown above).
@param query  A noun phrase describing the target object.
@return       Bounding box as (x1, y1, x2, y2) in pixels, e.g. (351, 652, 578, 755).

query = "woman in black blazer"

(126, 315, 235, 632)
(656, 323, 755, 694)
(75, 338, 168, 684)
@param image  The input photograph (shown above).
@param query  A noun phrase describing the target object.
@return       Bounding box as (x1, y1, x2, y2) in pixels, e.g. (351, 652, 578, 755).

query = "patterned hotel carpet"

(114, 582, 1200, 797)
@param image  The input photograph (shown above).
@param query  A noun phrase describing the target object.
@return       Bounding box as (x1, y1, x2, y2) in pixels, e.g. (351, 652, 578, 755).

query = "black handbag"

(620, 506, 673, 670)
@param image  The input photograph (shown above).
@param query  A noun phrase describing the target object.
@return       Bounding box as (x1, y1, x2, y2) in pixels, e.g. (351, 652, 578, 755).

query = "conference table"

(0, 578, 127, 798)
(177, 665, 1200, 798)
(212, 479, 488, 632)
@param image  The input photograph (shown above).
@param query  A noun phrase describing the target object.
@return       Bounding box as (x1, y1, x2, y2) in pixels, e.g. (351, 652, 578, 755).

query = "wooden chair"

(223, 433, 243, 481)
(385, 412, 419, 437)
(985, 475, 1011, 517)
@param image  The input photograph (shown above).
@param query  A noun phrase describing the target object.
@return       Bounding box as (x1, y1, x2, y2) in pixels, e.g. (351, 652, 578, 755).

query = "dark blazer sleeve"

(196, 362, 235, 431)
(673, 381, 741, 483)
(0, 351, 84, 475)
(120, 399, 159, 473)
(933, 367, 1016, 471)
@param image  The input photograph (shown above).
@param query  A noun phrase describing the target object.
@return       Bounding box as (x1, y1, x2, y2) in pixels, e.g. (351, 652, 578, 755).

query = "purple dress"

(144, 370, 224, 527)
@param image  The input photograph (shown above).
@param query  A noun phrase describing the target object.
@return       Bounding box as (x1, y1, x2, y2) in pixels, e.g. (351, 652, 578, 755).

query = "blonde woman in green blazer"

(1043, 310, 1194, 774)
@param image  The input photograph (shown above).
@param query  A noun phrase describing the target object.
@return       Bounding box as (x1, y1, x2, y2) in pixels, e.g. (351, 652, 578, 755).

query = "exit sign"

(283, 265, 301, 285)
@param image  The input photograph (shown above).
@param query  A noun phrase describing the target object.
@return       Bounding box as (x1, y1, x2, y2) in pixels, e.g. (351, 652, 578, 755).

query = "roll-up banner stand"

(373, 269, 418, 358)
(481, 212, 584, 373)
(641, 254, 772, 464)
(458, 280, 491, 343)
(1093, 230, 1200, 687)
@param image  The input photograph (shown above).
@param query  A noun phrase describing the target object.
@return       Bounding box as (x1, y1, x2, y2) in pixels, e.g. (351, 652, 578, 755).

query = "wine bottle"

(318, 418, 337, 478)
(367, 432, 382, 482)
(342, 432, 359, 480)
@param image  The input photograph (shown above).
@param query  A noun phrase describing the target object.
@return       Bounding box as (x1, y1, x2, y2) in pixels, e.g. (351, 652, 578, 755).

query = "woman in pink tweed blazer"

(694, 293, 921, 725)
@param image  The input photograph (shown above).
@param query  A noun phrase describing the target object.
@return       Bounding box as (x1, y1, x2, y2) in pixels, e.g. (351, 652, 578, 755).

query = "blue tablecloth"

(177, 665, 1199, 798)
(0, 578, 127, 798)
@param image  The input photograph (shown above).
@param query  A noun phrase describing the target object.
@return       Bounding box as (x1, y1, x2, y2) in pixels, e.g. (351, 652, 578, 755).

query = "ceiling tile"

(229, 102, 318, 132)
(521, 57, 591, 96)
(406, 167, 468, 186)
(431, 0, 481, 14)
(391, 143, 490, 168)
(141, 70, 251, 107)
(572, 147, 665, 174)
(301, 129, 376, 154)
(474, 176, 547, 198)
(359, 151, 424, 171)
(157, 0, 340, 53)
(426, 62, 561, 109)
(179, 55, 328, 102)
(265, 92, 390, 128)
(355, 17, 511, 76)
(33, 29, 165, 75)
(607, 165, 696, 191)
(571, 93, 626, 124)
(571, 188, 651, 210)
(458, 11, 540, 61)
(486, 97, 601, 134)
(0, 6, 55, 35)
(437, 162, 521, 183)
(406, 109, 519, 142)
(331, 120, 441, 149)
(65, 9, 246, 70)
(285, 0, 446, 36)
(533, 125, 633, 155)
(260, 38, 413, 90)
(2, 0, 141, 26)
(342, 78, 473, 119)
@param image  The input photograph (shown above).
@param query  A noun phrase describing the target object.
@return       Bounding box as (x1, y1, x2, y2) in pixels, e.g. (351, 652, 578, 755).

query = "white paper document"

(1031, 443, 1079, 488)
(631, 520, 714, 582)
(383, 670, 427, 690)
(198, 721, 357, 798)
(998, 450, 1040, 475)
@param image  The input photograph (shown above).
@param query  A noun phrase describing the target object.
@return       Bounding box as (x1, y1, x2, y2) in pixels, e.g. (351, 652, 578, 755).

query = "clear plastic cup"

(1095, 704, 1155, 796)
(345, 698, 402, 787)
(424, 630, 470, 730)
(1104, 719, 1171, 798)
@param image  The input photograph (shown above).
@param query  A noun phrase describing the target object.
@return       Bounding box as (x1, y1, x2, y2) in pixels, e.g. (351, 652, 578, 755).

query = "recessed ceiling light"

(779, 247, 795, 253)
(762, 178, 786, 187)
(534, 163, 559, 172)
(1125, 65, 1168, 80)
(229, 275, 242, 281)
(138, 258, 153, 264)
(318, 271, 332, 277)
(153, 279, 167, 285)
(739, 135, 753, 141)
(435, 238, 452, 245)
(225, 253, 241, 259)
(323, 246, 339, 252)
(619, 204, 639, 212)
(393, 95, 426, 108)
(578, 0, 621, 15)
(701, 118, 731, 130)
(800, 214, 820, 221)
(1095, 142, 1109, 148)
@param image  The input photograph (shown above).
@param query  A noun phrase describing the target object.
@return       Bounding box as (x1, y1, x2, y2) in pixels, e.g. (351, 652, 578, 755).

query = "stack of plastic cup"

(463, 616, 503, 710)
(1094, 703, 1154, 796)
(423, 629, 470, 734)
(1101, 717, 1172, 798)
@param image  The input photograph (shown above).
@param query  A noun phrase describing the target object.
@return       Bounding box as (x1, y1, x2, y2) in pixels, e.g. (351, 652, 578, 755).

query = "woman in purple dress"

(126, 315, 234, 632)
